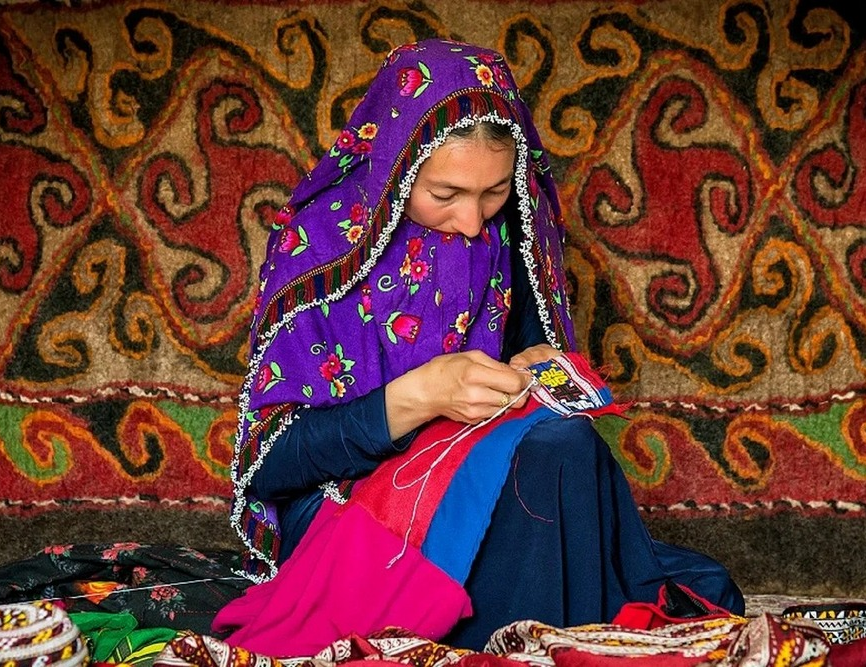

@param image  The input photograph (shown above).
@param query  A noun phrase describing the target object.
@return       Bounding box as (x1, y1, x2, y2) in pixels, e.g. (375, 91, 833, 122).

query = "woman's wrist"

(384, 364, 436, 439)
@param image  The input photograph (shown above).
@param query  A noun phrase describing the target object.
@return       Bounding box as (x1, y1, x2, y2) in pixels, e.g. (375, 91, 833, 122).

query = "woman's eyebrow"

(427, 173, 514, 191)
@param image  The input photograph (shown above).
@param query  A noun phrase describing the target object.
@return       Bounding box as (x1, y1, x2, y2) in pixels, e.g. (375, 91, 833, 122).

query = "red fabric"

(353, 402, 536, 549)
(611, 584, 732, 630)
(827, 637, 866, 666)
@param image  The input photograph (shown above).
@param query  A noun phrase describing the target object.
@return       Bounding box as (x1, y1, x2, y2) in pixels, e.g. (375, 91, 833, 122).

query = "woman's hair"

(448, 120, 514, 147)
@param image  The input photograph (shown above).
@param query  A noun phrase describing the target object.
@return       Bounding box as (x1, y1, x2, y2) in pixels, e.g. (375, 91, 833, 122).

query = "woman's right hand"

(384, 350, 530, 438)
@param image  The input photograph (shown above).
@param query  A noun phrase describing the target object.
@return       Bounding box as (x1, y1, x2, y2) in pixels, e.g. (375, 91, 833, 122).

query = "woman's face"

(404, 135, 516, 238)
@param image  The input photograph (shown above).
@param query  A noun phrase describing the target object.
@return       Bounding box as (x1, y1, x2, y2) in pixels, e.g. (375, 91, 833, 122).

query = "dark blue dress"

(250, 262, 744, 650)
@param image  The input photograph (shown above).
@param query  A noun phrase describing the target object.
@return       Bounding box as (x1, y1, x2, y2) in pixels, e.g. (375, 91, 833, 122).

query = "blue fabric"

(422, 407, 555, 584)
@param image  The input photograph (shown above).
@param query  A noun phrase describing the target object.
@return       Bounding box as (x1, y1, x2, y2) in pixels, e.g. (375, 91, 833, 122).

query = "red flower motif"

(391, 314, 421, 343)
(495, 290, 505, 311)
(407, 237, 423, 258)
(409, 259, 429, 282)
(350, 202, 367, 223)
(386, 42, 422, 65)
(360, 284, 372, 313)
(255, 365, 274, 392)
(279, 227, 301, 253)
(150, 585, 180, 601)
(442, 332, 460, 352)
(337, 130, 355, 149)
(492, 65, 509, 88)
(273, 205, 295, 228)
(319, 353, 342, 381)
(352, 140, 373, 155)
(44, 544, 71, 555)
(480, 225, 491, 245)
(398, 67, 424, 96)
(258, 406, 276, 421)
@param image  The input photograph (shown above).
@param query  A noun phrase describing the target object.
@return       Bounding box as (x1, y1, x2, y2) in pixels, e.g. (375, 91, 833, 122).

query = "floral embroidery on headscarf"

(398, 62, 433, 98)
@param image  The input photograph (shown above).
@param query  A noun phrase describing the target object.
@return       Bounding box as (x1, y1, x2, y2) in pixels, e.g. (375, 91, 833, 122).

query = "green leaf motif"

(302, 384, 313, 398)
(418, 61, 431, 78)
(330, 201, 342, 211)
(413, 82, 430, 99)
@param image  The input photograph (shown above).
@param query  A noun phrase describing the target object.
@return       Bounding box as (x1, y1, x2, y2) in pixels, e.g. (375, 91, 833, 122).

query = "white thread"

(15, 576, 246, 605)
(386, 379, 536, 567)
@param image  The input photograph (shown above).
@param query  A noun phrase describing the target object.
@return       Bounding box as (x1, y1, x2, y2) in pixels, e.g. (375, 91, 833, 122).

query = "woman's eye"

(431, 192, 455, 202)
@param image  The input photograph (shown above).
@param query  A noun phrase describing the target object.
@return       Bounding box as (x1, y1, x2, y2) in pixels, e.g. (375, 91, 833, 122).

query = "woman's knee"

(517, 417, 612, 468)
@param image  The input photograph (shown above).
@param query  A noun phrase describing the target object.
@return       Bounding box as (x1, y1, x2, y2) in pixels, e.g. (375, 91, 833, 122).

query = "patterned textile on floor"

(0, 544, 250, 635)
(782, 602, 866, 645)
(0, 600, 90, 667)
(153, 612, 861, 667)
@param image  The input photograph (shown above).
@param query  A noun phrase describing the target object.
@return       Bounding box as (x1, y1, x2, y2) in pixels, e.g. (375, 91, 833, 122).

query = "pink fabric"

(212, 500, 472, 658)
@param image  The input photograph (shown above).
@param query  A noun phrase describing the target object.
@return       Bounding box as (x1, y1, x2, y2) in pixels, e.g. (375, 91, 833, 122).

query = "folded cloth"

(69, 610, 177, 667)
(0, 600, 89, 667)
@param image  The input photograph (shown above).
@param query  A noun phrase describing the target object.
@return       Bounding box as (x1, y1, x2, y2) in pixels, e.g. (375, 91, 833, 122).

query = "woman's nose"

(454, 202, 484, 237)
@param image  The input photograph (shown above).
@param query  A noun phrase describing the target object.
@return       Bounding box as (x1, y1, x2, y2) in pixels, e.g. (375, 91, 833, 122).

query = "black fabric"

(0, 544, 250, 635)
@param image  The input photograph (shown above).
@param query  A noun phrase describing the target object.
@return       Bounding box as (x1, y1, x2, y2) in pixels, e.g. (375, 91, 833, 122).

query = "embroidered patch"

(528, 354, 615, 417)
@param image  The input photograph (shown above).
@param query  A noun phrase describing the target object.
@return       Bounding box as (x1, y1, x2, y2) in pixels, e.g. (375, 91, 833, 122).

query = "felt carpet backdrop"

(1, 0, 865, 594)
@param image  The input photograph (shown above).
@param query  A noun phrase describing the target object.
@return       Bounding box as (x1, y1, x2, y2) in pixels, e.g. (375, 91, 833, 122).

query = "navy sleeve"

(250, 385, 414, 500)
(502, 252, 547, 360)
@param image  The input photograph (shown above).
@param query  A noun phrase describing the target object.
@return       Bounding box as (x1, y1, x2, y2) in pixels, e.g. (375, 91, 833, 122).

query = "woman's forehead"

(415, 136, 516, 187)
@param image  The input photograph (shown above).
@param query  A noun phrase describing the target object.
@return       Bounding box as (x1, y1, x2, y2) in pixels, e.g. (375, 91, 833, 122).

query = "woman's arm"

(252, 350, 530, 499)
(250, 386, 412, 500)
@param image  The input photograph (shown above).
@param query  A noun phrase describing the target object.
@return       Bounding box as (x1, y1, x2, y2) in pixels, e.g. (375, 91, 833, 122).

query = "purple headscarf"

(232, 38, 576, 579)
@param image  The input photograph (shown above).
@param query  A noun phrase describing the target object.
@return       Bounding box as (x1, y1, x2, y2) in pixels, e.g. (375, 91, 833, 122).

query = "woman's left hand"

(509, 344, 561, 370)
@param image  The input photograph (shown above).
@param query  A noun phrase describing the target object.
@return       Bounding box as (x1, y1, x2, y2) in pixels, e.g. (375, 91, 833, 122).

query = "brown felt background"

(1, 0, 865, 595)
